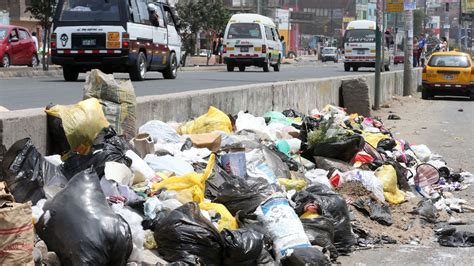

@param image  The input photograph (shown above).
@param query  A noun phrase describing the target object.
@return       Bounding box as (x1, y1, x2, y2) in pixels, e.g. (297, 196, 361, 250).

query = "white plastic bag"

(125, 150, 156, 181)
(139, 120, 181, 144)
(235, 111, 272, 140)
(411, 144, 432, 163)
(342, 170, 385, 202)
(305, 169, 332, 188)
(256, 195, 311, 260)
(144, 154, 194, 176)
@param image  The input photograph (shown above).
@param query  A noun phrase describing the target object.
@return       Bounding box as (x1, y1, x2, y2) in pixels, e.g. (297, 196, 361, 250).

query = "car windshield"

(58, 0, 120, 22)
(345, 29, 376, 43)
(428, 55, 470, 67)
(322, 48, 336, 54)
(227, 23, 262, 39)
(0, 29, 6, 40)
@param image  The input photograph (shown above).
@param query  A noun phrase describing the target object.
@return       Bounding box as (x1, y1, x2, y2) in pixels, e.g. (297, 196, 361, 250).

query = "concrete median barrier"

(0, 69, 422, 154)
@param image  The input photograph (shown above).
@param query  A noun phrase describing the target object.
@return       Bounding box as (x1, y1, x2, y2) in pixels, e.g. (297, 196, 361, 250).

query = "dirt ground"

(336, 93, 474, 266)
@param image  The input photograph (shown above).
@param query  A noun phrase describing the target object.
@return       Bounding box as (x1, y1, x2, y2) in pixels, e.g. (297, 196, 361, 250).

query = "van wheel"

(353, 66, 359, 72)
(273, 58, 281, 72)
(2, 54, 10, 68)
(63, 66, 79, 81)
(129, 52, 147, 81)
(163, 52, 178, 79)
(344, 64, 350, 72)
(227, 64, 235, 72)
(238, 66, 246, 72)
(263, 58, 270, 72)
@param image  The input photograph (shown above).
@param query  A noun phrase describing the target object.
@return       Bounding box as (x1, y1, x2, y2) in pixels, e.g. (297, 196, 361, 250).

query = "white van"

(343, 20, 391, 72)
(51, 0, 181, 81)
(223, 14, 282, 72)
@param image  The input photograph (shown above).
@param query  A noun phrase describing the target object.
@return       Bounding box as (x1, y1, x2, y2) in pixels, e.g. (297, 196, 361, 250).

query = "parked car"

(0, 25, 38, 68)
(394, 53, 404, 64)
(422, 51, 474, 100)
(321, 47, 338, 63)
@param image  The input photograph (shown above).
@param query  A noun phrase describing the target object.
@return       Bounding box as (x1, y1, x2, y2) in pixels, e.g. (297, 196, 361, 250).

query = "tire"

(470, 91, 474, 101)
(344, 64, 350, 72)
(238, 66, 246, 72)
(129, 52, 147, 81)
(2, 54, 10, 68)
(263, 58, 270, 72)
(273, 58, 281, 72)
(63, 66, 79, 81)
(226, 63, 235, 72)
(322, 60, 326, 63)
(163, 52, 178, 79)
(421, 87, 432, 100)
(28, 54, 38, 67)
(353, 66, 359, 72)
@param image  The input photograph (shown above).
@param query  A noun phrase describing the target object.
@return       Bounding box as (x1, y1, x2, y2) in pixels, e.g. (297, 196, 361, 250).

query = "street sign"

(386, 0, 404, 13)
(404, 0, 416, 11)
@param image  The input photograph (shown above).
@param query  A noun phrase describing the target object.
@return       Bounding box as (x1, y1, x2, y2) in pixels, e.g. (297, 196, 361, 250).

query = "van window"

(344, 29, 376, 43)
(155, 6, 165, 27)
(58, 0, 120, 22)
(0, 29, 6, 40)
(271, 28, 279, 41)
(227, 23, 262, 39)
(135, 0, 151, 25)
(164, 10, 175, 26)
(264, 26, 273, 41)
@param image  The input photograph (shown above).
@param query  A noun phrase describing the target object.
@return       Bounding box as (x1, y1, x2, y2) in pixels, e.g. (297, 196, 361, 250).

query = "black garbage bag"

(377, 138, 397, 151)
(281, 247, 331, 266)
(314, 156, 354, 173)
(301, 217, 339, 259)
(207, 164, 273, 216)
(438, 228, 474, 247)
(409, 199, 437, 223)
(221, 228, 265, 265)
(302, 135, 365, 163)
(292, 184, 355, 254)
(352, 224, 397, 247)
(153, 202, 223, 265)
(62, 127, 132, 179)
(267, 144, 299, 171)
(1, 138, 68, 204)
(46, 104, 71, 156)
(352, 198, 393, 226)
(35, 169, 133, 265)
(282, 109, 305, 118)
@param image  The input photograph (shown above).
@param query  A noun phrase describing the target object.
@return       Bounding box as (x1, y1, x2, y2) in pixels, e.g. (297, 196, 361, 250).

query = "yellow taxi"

(422, 51, 474, 100)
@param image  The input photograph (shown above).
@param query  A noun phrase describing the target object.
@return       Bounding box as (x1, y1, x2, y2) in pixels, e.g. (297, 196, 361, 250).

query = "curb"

(0, 66, 63, 79)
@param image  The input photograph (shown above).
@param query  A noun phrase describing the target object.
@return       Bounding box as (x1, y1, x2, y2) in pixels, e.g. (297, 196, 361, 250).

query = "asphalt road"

(0, 63, 402, 110)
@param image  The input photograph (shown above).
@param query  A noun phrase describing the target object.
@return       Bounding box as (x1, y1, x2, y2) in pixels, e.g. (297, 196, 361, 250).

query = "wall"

(0, 69, 422, 155)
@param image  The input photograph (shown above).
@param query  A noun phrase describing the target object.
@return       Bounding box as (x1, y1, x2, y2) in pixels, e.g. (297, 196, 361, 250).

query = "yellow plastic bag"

(151, 154, 216, 203)
(199, 202, 238, 231)
(362, 132, 390, 148)
(375, 164, 405, 204)
(278, 178, 307, 191)
(45, 98, 109, 155)
(177, 106, 232, 135)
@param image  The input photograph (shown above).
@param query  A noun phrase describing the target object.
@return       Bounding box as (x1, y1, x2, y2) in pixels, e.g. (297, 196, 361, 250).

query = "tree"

(176, 0, 231, 66)
(413, 9, 425, 37)
(26, 0, 56, 70)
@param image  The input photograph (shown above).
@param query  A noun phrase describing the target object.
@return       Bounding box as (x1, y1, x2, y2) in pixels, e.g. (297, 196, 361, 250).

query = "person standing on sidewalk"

(418, 34, 427, 67)
(280, 35, 286, 60)
(440, 37, 448, 52)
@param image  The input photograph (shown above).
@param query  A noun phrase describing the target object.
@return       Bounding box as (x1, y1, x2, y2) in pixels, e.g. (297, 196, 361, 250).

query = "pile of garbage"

(1, 70, 473, 265)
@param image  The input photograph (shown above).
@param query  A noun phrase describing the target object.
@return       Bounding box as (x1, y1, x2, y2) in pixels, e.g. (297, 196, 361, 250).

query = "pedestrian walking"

(413, 37, 420, 67)
(440, 37, 448, 52)
(217, 33, 224, 64)
(31, 32, 39, 52)
(280, 35, 286, 60)
(418, 34, 427, 67)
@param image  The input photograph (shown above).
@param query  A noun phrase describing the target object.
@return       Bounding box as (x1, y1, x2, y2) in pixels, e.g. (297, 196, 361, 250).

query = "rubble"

(0, 70, 473, 264)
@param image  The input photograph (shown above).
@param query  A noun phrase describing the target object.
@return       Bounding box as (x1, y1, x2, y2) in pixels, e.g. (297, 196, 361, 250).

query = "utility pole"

(403, 0, 414, 96)
(458, 0, 462, 50)
(257, 0, 262, 15)
(374, 0, 383, 110)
